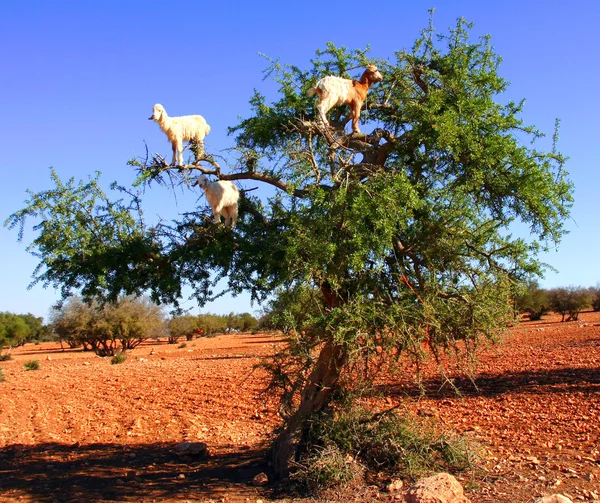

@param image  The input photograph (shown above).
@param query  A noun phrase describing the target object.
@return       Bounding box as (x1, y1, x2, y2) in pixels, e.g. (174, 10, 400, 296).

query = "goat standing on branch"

(193, 175, 240, 228)
(307, 65, 383, 133)
(148, 104, 211, 166)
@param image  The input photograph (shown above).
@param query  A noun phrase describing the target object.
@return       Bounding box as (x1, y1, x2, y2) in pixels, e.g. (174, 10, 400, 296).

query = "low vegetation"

(24, 360, 40, 371)
(50, 297, 259, 355)
(0, 312, 50, 348)
(515, 282, 596, 322)
(293, 404, 478, 492)
(110, 352, 127, 365)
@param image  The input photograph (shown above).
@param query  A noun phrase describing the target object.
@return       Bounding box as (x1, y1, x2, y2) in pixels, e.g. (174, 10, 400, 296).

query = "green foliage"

(5, 170, 183, 306)
(50, 296, 165, 355)
(589, 285, 600, 312)
(292, 444, 364, 491)
(167, 315, 199, 343)
(196, 313, 228, 336)
(0, 312, 32, 347)
(514, 280, 550, 320)
(168, 312, 259, 341)
(24, 360, 40, 371)
(548, 286, 591, 322)
(0, 353, 12, 362)
(238, 312, 259, 332)
(110, 351, 127, 365)
(294, 404, 477, 491)
(0, 368, 5, 382)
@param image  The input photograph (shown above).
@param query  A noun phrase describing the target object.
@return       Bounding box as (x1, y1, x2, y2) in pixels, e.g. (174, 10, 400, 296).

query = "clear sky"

(1, 1, 599, 322)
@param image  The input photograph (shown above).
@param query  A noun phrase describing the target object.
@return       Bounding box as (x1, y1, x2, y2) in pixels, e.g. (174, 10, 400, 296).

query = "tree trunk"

(271, 336, 347, 479)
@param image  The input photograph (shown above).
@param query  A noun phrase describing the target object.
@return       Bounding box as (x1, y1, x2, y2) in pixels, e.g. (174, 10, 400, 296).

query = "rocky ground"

(0, 311, 599, 503)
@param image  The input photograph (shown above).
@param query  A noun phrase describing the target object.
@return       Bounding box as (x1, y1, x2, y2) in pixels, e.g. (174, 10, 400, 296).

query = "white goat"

(194, 175, 240, 228)
(307, 65, 383, 133)
(148, 104, 211, 166)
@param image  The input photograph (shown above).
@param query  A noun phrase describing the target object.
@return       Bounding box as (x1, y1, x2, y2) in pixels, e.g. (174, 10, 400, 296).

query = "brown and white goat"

(307, 65, 383, 133)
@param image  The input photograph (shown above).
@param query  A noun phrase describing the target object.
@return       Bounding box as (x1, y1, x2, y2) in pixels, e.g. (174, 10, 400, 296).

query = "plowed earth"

(1, 312, 599, 503)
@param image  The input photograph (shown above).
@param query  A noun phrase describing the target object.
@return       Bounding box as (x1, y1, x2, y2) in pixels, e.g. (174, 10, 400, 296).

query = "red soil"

(1, 312, 599, 502)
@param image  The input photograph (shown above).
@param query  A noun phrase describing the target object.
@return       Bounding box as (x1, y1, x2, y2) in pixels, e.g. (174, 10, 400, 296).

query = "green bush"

(548, 286, 591, 321)
(292, 444, 364, 490)
(0, 368, 5, 382)
(24, 360, 40, 371)
(589, 285, 600, 312)
(0, 353, 12, 362)
(110, 352, 127, 365)
(293, 404, 478, 491)
(514, 280, 550, 321)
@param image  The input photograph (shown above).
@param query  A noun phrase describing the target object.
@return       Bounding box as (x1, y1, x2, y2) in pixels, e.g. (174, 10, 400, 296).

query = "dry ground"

(0, 312, 599, 503)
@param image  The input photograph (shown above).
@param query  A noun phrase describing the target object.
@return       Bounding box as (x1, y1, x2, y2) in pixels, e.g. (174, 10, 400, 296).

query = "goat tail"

(306, 87, 321, 98)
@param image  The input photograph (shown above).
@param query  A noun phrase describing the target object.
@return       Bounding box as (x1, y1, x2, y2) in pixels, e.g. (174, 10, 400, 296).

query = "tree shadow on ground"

(378, 366, 600, 399)
(0, 441, 272, 502)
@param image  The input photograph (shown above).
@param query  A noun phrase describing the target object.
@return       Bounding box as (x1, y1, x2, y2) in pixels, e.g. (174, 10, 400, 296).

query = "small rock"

(252, 472, 269, 486)
(534, 495, 574, 503)
(175, 441, 207, 457)
(177, 473, 185, 480)
(387, 479, 404, 492)
(405, 473, 470, 503)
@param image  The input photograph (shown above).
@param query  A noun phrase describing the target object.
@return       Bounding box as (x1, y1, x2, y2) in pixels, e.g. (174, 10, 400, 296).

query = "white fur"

(195, 175, 240, 228)
(307, 66, 383, 133)
(149, 104, 211, 166)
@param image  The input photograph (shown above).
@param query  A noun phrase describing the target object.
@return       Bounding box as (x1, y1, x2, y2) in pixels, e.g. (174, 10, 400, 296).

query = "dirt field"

(1, 312, 599, 503)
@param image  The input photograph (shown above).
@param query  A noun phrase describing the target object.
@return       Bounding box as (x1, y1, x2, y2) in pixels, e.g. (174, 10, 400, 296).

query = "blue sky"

(1, 1, 599, 321)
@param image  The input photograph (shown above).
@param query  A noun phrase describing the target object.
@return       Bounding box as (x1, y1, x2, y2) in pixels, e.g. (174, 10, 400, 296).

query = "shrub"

(24, 360, 40, 371)
(51, 296, 165, 355)
(292, 444, 364, 490)
(110, 352, 127, 365)
(514, 280, 550, 321)
(589, 285, 600, 312)
(548, 286, 591, 321)
(0, 353, 12, 362)
(0, 368, 5, 382)
(293, 404, 478, 492)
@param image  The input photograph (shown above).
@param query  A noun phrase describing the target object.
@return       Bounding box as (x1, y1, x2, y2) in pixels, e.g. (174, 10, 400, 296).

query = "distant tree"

(18, 314, 50, 341)
(225, 312, 239, 333)
(238, 312, 258, 332)
(0, 312, 32, 347)
(167, 315, 200, 343)
(197, 314, 228, 336)
(50, 296, 165, 355)
(589, 284, 600, 312)
(263, 284, 322, 336)
(514, 280, 550, 321)
(111, 296, 164, 349)
(6, 17, 574, 477)
(548, 286, 591, 322)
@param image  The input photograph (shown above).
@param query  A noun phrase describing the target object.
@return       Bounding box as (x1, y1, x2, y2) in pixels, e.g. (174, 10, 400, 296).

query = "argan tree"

(6, 17, 573, 477)
(50, 296, 165, 355)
